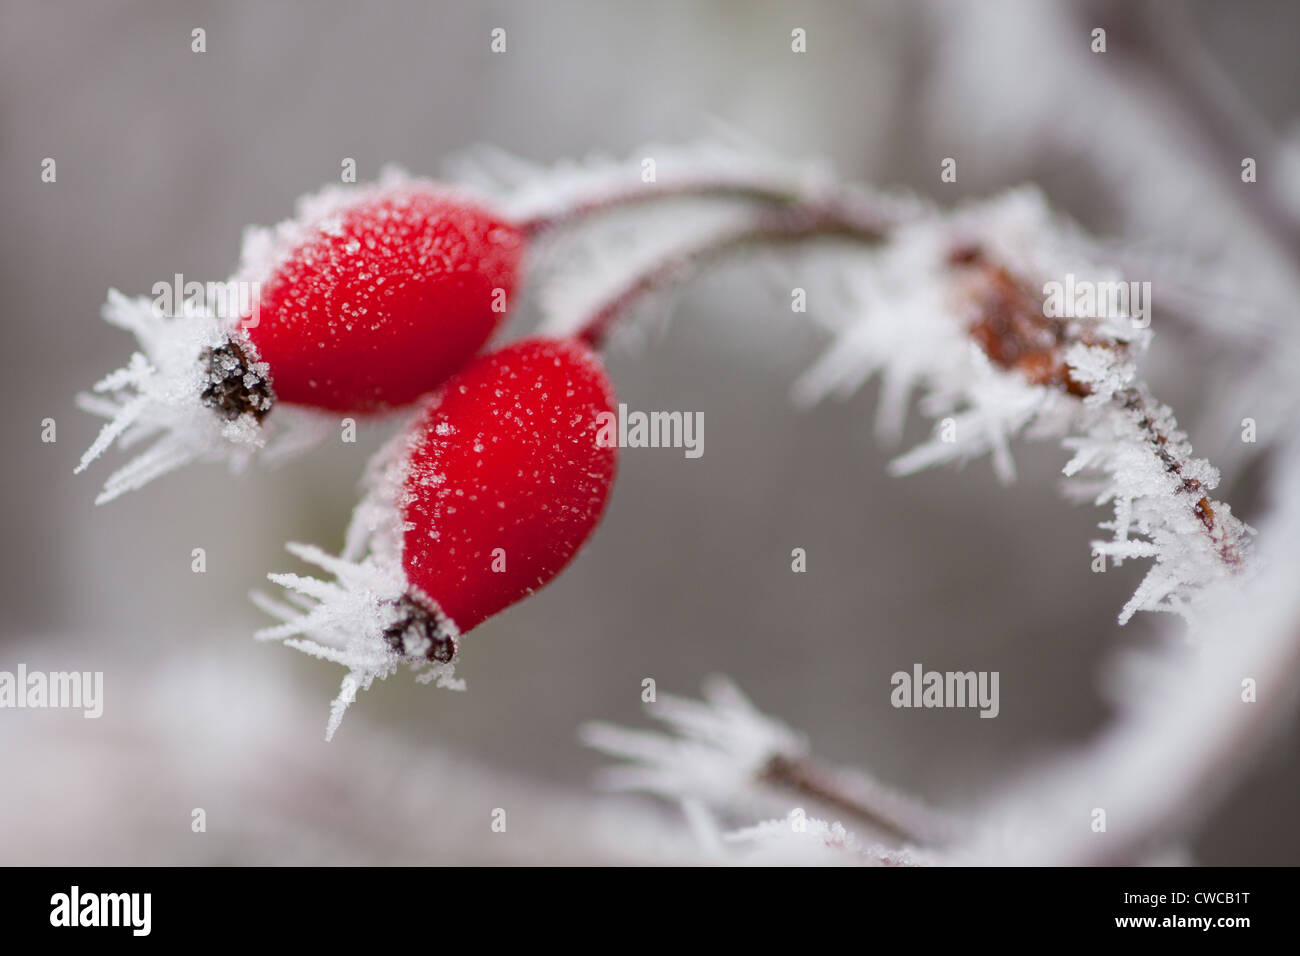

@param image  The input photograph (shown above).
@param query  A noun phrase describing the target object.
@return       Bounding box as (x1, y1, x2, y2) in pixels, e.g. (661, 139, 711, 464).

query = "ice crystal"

(581, 676, 808, 808)
(75, 291, 334, 504)
(74, 172, 432, 503)
(253, 413, 462, 740)
(794, 189, 1253, 624)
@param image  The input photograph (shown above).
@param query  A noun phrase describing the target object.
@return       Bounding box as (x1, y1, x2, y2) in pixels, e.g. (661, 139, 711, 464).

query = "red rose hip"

(77, 179, 527, 503)
(257, 336, 619, 738)
(400, 336, 619, 633)
(243, 185, 525, 412)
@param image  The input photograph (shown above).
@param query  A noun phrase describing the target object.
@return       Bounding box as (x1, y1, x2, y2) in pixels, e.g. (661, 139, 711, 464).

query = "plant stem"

(560, 175, 1251, 585)
(519, 175, 903, 240)
(573, 202, 889, 349)
(758, 753, 961, 847)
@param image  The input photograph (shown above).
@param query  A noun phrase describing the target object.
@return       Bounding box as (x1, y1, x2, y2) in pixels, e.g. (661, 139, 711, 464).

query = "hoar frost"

(795, 188, 1252, 625)
(253, 417, 464, 741)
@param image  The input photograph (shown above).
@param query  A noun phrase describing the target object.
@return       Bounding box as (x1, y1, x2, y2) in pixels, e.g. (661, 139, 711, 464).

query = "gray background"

(1, 0, 1296, 864)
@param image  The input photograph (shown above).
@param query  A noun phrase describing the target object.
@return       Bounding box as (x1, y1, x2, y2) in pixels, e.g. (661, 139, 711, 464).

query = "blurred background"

(1, 0, 1297, 864)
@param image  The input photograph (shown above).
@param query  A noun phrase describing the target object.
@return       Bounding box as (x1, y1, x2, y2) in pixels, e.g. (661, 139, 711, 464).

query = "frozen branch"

(481, 149, 1253, 626)
(582, 677, 958, 857)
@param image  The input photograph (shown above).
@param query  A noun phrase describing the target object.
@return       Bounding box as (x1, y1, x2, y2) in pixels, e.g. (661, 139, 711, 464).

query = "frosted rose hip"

(257, 336, 620, 738)
(399, 337, 619, 633)
(77, 179, 527, 504)
(243, 187, 525, 412)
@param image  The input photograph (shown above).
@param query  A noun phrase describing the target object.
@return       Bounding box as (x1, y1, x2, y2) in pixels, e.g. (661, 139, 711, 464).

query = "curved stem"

(520, 175, 903, 241)
(573, 202, 890, 349)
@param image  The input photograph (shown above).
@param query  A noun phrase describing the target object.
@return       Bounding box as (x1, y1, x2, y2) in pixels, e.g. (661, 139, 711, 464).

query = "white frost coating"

(583, 680, 946, 864)
(1061, 369, 1250, 626)
(534, 201, 760, 340)
(924, 0, 1300, 468)
(253, 543, 409, 741)
(76, 291, 289, 504)
(446, 138, 917, 344)
(794, 188, 1253, 624)
(75, 291, 337, 503)
(726, 812, 924, 866)
(231, 164, 420, 288)
(443, 136, 842, 226)
(254, 406, 463, 740)
(581, 677, 808, 808)
(75, 171, 446, 505)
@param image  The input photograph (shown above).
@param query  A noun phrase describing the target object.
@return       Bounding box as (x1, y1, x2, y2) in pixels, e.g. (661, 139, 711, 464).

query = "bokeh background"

(1, 0, 1296, 864)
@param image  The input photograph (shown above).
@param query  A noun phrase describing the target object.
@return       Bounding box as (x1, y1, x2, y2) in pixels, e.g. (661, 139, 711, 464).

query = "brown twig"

(758, 753, 961, 848)
(950, 245, 1247, 574)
